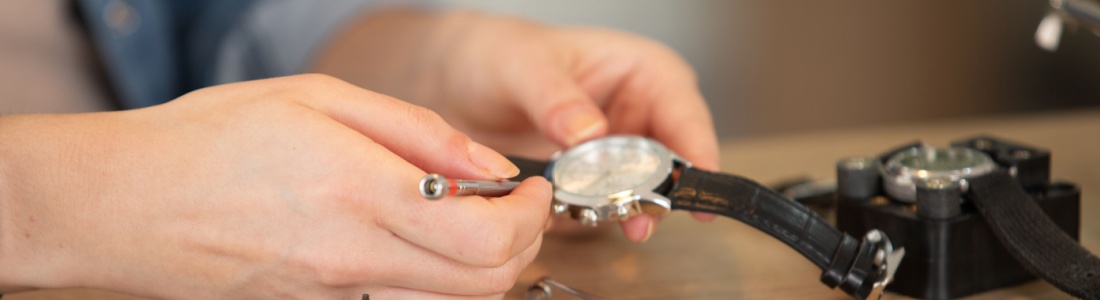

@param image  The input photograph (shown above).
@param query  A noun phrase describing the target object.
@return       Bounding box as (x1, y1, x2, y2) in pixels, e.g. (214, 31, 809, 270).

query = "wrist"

(0, 114, 104, 293)
(0, 115, 32, 294)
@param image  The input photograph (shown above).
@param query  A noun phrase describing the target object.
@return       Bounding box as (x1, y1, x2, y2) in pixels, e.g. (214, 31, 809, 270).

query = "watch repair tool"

(418, 174, 520, 200)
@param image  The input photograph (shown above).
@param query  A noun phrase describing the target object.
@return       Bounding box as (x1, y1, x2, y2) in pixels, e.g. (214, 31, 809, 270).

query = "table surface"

(8, 108, 1099, 300)
(504, 108, 1100, 300)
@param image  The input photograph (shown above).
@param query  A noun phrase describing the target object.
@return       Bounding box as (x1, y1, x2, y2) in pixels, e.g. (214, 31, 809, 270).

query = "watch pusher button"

(552, 201, 570, 216)
(579, 208, 599, 227)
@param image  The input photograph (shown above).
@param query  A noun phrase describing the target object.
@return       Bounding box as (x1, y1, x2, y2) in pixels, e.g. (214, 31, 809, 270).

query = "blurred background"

(3, 0, 1100, 139)
(438, 0, 1100, 138)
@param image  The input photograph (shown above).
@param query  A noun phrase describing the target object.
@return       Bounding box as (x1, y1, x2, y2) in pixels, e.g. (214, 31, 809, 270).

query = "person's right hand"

(0, 74, 551, 299)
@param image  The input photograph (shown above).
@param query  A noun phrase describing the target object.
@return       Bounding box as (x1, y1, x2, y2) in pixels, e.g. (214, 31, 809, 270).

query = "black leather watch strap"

(505, 156, 888, 298)
(508, 156, 550, 182)
(969, 171, 1100, 299)
(670, 168, 845, 268)
(669, 167, 882, 298)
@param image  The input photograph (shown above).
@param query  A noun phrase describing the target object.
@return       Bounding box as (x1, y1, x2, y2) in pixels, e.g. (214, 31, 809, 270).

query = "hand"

(0, 74, 551, 298)
(313, 10, 720, 242)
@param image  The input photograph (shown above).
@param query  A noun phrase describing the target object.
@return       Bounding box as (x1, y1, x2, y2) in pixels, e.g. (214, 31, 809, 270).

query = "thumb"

(290, 74, 519, 180)
(503, 60, 608, 147)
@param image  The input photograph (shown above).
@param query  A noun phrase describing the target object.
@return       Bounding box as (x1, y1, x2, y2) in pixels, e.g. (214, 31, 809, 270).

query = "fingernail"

(468, 141, 520, 178)
(696, 212, 718, 223)
(640, 219, 656, 242)
(561, 109, 605, 146)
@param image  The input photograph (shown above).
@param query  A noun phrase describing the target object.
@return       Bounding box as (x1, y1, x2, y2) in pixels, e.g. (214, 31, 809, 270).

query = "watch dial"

(895, 147, 992, 172)
(553, 142, 662, 197)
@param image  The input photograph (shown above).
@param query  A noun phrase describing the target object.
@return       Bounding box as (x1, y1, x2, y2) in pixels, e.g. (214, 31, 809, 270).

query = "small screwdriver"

(419, 174, 521, 200)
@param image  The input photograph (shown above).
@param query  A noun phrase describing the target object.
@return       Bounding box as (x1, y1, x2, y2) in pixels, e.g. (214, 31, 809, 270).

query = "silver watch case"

(545, 136, 690, 227)
(881, 146, 997, 203)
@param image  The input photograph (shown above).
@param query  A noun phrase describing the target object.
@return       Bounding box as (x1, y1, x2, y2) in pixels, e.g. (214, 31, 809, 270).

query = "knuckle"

(294, 73, 347, 88)
(307, 257, 366, 288)
(470, 221, 516, 268)
(403, 104, 445, 128)
(404, 105, 470, 150)
(481, 264, 524, 294)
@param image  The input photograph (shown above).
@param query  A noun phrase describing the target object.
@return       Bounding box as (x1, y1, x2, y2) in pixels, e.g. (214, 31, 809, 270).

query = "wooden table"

(8, 108, 1099, 299)
(505, 108, 1100, 300)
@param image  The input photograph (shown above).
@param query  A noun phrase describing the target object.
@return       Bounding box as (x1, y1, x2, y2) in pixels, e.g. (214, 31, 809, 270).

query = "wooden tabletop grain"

(8, 108, 1099, 300)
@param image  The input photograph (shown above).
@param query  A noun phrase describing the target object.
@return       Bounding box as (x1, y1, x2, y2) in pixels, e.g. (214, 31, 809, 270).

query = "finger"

(620, 214, 657, 243)
(283, 74, 519, 180)
(691, 211, 718, 222)
(378, 164, 552, 268)
(500, 53, 608, 147)
(606, 50, 720, 223)
(316, 218, 542, 296)
(595, 62, 721, 226)
(641, 80, 720, 223)
(338, 224, 543, 296)
(378, 232, 544, 296)
(361, 287, 505, 300)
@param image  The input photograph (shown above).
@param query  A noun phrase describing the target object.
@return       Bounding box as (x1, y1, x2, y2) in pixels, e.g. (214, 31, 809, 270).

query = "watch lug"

(671, 153, 692, 169)
(635, 191, 673, 216)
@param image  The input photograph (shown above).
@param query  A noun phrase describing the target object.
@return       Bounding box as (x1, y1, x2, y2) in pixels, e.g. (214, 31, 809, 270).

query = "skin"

(0, 75, 550, 298)
(313, 9, 721, 242)
(0, 7, 720, 299)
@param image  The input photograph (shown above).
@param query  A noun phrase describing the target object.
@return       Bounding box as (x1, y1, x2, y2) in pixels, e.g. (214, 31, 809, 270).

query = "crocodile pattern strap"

(508, 157, 880, 297)
(669, 167, 847, 269)
(669, 167, 885, 297)
(969, 171, 1100, 299)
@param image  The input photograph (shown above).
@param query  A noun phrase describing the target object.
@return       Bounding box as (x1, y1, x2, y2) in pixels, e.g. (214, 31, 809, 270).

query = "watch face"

(552, 139, 663, 197)
(882, 146, 997, 202)
(547, 135, 685, 225)
(891, 147, 993, 172)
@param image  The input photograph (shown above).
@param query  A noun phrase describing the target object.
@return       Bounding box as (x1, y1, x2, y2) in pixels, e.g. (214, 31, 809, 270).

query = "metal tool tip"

(419, 174, 447, 200)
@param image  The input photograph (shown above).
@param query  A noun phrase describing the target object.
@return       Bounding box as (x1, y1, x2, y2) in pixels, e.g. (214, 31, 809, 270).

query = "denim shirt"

(76, 0, 379, 109)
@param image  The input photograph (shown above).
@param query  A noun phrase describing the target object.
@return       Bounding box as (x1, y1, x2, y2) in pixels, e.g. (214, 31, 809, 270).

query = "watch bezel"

(546, 136, 687, 224)
(881, 146, 998, 203)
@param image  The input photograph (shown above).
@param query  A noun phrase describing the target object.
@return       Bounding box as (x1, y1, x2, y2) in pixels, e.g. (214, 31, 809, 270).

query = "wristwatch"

(873, 140, 1100, 298)
(509, 135, 904, 300)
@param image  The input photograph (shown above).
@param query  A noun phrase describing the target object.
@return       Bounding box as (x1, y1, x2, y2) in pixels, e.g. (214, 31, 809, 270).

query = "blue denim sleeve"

(200, 0, 390, 86)
(77, 0, 190, 109)
(79, 0, 425, 109)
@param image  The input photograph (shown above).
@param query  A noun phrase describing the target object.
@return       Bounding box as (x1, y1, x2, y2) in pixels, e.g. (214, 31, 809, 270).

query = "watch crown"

(552, 202, 570, 216)
(579, 208, 599, 227)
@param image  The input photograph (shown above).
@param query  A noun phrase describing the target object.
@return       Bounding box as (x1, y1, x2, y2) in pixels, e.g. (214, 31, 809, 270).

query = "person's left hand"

(313, 9, 720, 242)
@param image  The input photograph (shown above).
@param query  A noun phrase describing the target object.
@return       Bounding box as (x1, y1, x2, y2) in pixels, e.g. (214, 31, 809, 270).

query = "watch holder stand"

(833, 136, 1081, 299)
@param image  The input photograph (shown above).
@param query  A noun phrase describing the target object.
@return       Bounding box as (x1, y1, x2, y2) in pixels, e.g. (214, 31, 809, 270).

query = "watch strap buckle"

(821, 229, 905, 300)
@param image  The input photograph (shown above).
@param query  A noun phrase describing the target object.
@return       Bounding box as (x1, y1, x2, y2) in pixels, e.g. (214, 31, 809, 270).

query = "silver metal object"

(522, 277, 606, 300)
(418, 174, 520, 200)
(865, 229, 906, 300)
(547, 136, 689, 226)
(1037, 0, 1100, 51)
(579, 208, 599, 227)
(880, 146, 997, 203)
(552, 202, 570, 216)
